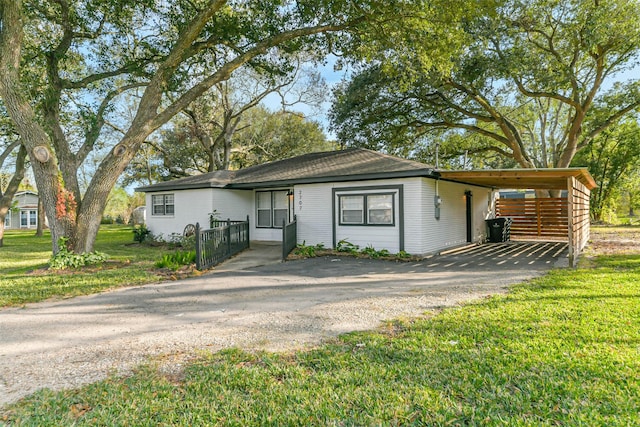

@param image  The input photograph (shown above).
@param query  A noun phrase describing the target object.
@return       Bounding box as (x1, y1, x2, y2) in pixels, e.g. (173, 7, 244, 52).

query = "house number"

(298, 190, 302, 210)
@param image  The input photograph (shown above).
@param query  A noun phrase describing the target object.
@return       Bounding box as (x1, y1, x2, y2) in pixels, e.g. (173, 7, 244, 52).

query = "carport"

(439, 168, 597, 267)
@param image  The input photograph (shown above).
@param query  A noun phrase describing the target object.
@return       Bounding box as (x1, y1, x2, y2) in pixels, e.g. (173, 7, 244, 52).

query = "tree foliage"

(0, 0, 443, 254)
(573, 117, 640, 221)
(331, 0, 640, 172)
(123, 107, 334, 186)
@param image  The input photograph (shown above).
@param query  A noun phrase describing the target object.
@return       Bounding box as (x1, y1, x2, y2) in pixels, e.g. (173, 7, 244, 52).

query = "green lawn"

(3, 250, 639, 425)
(0, 226, 173, 307)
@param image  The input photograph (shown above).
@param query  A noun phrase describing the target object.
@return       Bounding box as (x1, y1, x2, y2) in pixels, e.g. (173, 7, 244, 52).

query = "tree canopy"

(0, 0, 465, 254)
(331, 0, 640, 172)
(123, 106, 334, 186)
(573, 117, 640, 221)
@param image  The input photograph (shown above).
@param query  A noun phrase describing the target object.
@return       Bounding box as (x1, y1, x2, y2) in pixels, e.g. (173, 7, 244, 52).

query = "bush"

(396, 250, 411, 259)
(101, 215, 115, 224)
(167, 233, 195, 250)
(358, 245, 391, 259)
(294, 242, 326, 258)
(132, 224, 151, 243)
(155, 250, 196, 271)
(359, 245, 379, 258)
(336, 239, 359, 254)
(49, 238, 109, 270)
(209, 210, 222, 228)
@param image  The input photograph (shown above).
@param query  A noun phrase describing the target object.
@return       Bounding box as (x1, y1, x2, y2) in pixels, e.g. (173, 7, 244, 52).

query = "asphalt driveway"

(0, 241, 567, 406)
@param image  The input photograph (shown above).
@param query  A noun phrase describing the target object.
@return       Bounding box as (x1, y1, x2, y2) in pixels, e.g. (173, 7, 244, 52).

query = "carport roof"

(438, 168, 597, 190)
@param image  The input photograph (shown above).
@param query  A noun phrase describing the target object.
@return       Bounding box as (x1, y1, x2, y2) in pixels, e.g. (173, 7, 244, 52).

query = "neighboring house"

(136, 148, 496, 255)
(131, 206, 146, 225)
(4, 191, 41, 230)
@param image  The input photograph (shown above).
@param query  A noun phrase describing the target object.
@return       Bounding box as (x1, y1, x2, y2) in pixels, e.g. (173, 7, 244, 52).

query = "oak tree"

(332, 0, 640, 175)
(0, 0, 422, 254)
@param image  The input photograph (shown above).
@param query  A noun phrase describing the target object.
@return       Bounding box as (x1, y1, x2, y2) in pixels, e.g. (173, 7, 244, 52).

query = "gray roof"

(135, 148, 438, 192)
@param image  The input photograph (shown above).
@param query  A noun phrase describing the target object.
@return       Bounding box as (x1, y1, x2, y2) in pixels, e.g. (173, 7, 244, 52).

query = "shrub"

(396, 250, 411, 259)
(376, 248, 391, 257)
(101, 215, 115, 224)
(336, 239, 359, 254)
(209, 210, 222, 228)
(132, 224, 151, 243)
(167, 233, 195, 250)
(155, 250, 196, 271)
(49, 238, 109, 270)
(360, 245, 380, 258)
(294, 242, 325, 258)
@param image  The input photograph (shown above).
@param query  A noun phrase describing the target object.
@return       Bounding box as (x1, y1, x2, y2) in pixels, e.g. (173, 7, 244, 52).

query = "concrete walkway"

(214, 241, 282, 272)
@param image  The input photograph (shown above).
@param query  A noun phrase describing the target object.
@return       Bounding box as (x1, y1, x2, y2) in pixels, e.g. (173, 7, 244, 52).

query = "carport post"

(567, 177, 575, 267)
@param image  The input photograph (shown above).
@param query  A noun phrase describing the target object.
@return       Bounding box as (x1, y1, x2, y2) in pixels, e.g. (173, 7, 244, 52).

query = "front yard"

(2, 226, 639, 425)
(0, 226, 176, 307)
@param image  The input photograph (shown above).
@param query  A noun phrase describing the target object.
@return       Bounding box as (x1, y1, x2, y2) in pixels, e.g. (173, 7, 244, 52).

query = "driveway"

(0, 241, 567, 406)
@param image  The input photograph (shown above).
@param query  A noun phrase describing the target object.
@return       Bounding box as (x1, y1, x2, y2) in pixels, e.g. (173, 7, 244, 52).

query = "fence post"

(195, 222, 201, 270)
(246, 215, 250, 248)
(282, 218, 287, 260)
(226, 218, 231, 256)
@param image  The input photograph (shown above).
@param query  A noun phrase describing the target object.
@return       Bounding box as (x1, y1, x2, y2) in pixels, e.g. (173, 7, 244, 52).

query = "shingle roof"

(135, 148, 437, 192)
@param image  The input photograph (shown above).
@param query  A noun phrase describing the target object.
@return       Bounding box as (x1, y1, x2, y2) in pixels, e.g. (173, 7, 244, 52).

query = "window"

(256, 190, 289, 228)
(367, 195, 393, 224)
(340, 195, 364, 224)
(4, 214, 10, 228)
(339, 193, 394, 226)
(29, 210, 37, 227)
(152, 194, 174, 216)
(256, 192, 272, 227)
(20, 210, 28, 227)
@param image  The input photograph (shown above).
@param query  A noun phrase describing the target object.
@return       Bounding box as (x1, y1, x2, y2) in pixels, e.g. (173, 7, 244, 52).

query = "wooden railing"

(496, 198, 568, 241)
(195, 216, 250, 270)
(282, 216, 297, 260)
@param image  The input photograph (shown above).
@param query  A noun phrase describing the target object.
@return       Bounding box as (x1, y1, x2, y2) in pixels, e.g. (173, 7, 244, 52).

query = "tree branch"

(152, 21, 351, 128)
(76, 82, 148, 164)
(0, 140, 22, 168)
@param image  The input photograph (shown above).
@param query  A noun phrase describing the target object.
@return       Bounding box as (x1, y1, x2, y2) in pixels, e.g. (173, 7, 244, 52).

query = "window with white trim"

(152, 194, 174, 216)
(339, 193, 394, 226)
(256, 190, 289, 228)
(4, 214, 10, 228)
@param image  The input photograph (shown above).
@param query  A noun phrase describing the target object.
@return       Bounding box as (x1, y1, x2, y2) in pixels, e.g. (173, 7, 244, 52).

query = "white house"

(136, 149, 496, 255)
(4, 191, 41, 230)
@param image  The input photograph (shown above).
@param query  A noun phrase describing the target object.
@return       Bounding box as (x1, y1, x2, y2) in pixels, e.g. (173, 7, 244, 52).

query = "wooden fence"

(495, 198, 568, 241)
(568, 177, 591, 267)
(282, 216, 297, 260)
(195, 216, 250, 270)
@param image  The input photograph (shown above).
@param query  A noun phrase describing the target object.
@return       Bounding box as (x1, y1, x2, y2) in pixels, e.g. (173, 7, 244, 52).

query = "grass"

(0, 226, 174, 307)
(3, 250, 639, 425)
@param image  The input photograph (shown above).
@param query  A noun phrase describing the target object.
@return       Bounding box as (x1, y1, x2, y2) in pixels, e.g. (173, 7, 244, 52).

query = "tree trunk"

(1, 0, 78, 254)
(35, 196, 44, 237)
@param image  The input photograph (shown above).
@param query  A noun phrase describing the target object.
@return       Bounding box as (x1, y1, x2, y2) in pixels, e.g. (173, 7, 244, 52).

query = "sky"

(261, 55, 347, 139)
